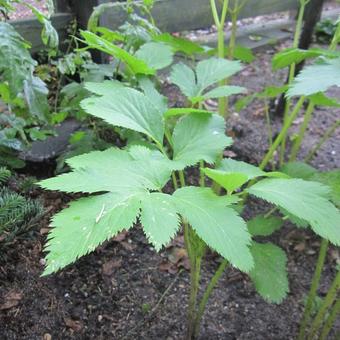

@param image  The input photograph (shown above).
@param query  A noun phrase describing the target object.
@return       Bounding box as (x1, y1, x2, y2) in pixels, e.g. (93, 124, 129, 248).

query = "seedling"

(39, 55, 340, 339)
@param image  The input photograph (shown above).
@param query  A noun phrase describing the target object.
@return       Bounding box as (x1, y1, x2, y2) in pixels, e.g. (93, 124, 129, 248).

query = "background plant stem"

(297, 238, 329, 340)
(319, 298, 340, 340)
(307, 270, 340, 340)
(289, 101, 314, 162)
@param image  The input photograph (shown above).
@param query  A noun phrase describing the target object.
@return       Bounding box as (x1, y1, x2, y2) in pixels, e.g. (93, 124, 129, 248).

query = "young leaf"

(81, 87, 165, 144)
(170, 62, 197, 98)
(219, 159, 265, 179)
(272, 48, 340, 70)
(287, 57, 340, 97)
(43, 192, 141, 275)
(173, 187, 253, 272)
(170, 57, 242, 101)
(309, 92, 340, 107)
(247, 215, 283, 237)
(249, 242, 289, 303)
(80, 30, 154, 75)
(172, 114, 232, 168)
(164, 108, 214, 118)
(140, 193, 180, 251)
(135, 42, 174, 70)
(153, 33, 205, 55)
(247, 179, 340, 245)
(202, 168, 249, 193)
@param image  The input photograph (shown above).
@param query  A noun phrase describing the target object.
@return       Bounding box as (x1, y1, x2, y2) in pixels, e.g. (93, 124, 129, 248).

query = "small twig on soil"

(121, 270, 183, 339)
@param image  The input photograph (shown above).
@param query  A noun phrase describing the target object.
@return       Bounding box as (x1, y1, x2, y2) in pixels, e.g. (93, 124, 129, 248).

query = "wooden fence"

(10, 0, 299, 53)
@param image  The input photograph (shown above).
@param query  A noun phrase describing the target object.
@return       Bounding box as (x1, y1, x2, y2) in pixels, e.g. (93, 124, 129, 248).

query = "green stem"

(193, 259, 229, 338)
(260, 97, 305, 170)
(298, 238, 329, 340)
(289, 101, 314, 162)
(319, 298, 340, 340)
(210, 0, 230, 118)
(280, 0, 309, 166)
(186, 251, 202, 339)
(308, 270, 340, 340)
(304, 120, 340, 163)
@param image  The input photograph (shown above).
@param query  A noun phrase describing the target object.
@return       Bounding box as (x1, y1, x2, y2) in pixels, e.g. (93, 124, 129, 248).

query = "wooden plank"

(10, 13, 72, 53)
(101, 0, 299, 33)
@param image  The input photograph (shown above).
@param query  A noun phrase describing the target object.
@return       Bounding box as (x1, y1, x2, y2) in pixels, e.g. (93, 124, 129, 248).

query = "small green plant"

(0, 166, 11, 185)
(315, 18, 338, 44)
(0, 187, 43, 245)
(39, 53, 340, 339)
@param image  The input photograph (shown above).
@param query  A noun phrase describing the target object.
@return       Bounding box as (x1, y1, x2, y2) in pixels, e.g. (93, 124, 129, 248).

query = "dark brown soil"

(1, 42, 340, 340)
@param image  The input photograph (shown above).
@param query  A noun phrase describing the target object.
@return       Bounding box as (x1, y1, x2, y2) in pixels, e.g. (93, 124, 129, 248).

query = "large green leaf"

(173, 187, 253, 272)
(43, 192, 141, 275)
(247, 215, 283, 237)
(140, 193, 180, 251)
(170, 57, 242, 101)
(80, 30, 154, 75)
(135, 42, 173, 70)
(81, 87, 165, 144)
(247, 179, 340, 245)
(249, 242, 288, 303)
(40, 147, 173, 194)
(288, 57, 340, 97)
(281, 162, 317, 180)
(172, 113, 232, 168)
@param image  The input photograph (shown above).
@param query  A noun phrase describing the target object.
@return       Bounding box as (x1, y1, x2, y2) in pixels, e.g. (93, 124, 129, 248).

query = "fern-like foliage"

(0, 167, 11, 185)
(0, 187, 43, 243)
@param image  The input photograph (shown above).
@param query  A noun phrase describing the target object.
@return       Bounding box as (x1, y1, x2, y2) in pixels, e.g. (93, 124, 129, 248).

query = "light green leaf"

(39, 147, 173, 194)
(247, 179, 340, 245)
(200, 85, 246, 101)
(153, 33, 204, 55)
(170, 57, 242, 101)
(84, 80, 124, 96)
(288, 57, 340, 97)
(173, 187, 253, 272)
(247, 215, 283, 236)
(135, 42, 174, 70)
(80, 30, 154, 75)
(140, 193, 180, 251)
(249, 242, 288, 303)
(309, 92, 340, 107)
(219, 158, 265, 179)
(81, 87, 164, 144)
(43, 192, 141, 275)
(272, 48, 339, 70)
(196, 58, 242, 91)
(172, 114, 232, 168)
(202, 168, 249, 193)
(170, 62, 197, 98)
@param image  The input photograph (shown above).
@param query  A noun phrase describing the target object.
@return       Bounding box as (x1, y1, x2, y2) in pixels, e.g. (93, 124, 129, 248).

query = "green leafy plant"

(39, 54, 340, 338)
(0, 187, 43, 245)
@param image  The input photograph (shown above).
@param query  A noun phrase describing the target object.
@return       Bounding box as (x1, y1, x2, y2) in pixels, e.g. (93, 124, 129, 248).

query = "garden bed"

(1, 40, 339, 339)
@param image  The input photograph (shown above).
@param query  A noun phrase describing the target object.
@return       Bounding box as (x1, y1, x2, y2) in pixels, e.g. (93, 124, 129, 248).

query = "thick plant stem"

(193, 259, 229, 338)
(186, 252, 202, 340)
(297, 238, 329, 340)
(289, 101, 314, 162)
(319, 298, 340, 340)
(307, 270, 340, 340)
(280, 0, 309, 166)
(304, 119, 340, 163)
(260, 97, 305, 170)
